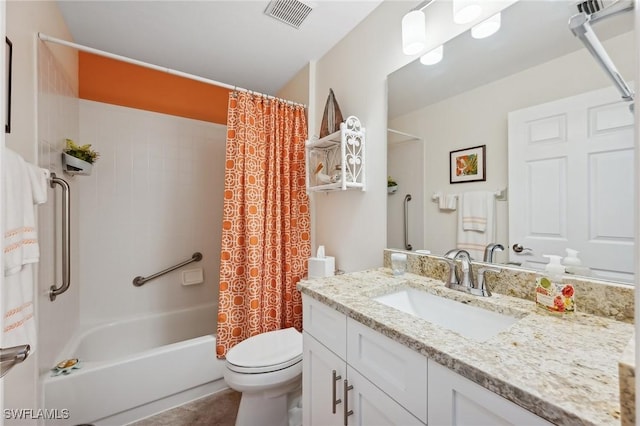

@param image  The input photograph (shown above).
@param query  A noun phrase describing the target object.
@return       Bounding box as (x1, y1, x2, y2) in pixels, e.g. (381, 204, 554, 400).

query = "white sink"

(374, 288, 518, 342)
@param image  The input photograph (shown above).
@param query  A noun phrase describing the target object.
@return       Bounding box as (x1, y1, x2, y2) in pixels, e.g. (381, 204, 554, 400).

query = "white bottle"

(562, 248, 591, 276)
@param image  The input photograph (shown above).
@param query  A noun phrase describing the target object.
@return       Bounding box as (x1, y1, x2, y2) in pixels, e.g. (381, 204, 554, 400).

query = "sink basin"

(374, 288, 518, 342)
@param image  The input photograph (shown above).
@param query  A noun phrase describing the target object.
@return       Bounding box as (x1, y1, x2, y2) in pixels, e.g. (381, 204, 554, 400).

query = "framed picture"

(5, 37, 12, 134)
(449, 145, 486, 184)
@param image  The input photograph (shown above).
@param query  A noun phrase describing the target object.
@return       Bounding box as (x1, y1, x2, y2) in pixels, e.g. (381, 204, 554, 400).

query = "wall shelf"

(306, 116, 366, 192)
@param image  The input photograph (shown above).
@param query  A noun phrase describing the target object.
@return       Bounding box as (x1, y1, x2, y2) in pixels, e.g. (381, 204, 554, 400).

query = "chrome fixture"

(512, 243, 533, 255)
(133, 252, 203, 287)
(440, 249, 494, 297)
(483, 243, 504, 263)
(0, 345, 30, 378)
(49, 173, 71, 301)
(569, 0, 634, 104)
(403, 194, 413, 250)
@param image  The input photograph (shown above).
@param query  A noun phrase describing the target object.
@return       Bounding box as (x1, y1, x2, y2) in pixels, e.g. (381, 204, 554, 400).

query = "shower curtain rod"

(38, 33, 306, 108)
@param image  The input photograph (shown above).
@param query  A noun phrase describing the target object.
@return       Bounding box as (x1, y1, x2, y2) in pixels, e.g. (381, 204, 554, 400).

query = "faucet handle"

(438, 257, 459, 287)
(473, 266, 501, 297)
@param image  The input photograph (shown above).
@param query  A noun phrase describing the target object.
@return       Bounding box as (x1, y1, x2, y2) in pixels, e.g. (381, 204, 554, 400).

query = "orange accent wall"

(79, 51, 229, 125)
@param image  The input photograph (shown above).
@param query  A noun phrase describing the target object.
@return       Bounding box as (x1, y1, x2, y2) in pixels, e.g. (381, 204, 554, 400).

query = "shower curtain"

(216, 91, 310, 358)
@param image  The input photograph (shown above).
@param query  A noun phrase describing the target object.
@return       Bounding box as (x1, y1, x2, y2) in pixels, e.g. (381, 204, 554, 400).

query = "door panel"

(509, 87, 634, 282)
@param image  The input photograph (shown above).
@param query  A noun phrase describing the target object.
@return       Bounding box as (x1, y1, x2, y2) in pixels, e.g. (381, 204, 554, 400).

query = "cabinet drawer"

(347, 318, 428, 423)
(303, 295, 347, 359)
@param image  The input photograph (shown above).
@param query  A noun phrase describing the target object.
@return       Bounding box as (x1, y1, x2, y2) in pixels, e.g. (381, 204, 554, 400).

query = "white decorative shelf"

(306, 116, 366, 192)
(61, 152, 93, 176)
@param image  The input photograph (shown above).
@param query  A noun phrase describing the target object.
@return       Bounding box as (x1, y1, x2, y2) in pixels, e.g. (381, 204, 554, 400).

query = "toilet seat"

(226, 327, 302, 374)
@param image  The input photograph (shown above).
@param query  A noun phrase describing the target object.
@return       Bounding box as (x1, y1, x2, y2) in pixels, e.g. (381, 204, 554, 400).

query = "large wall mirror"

(387, 0, 635, 285)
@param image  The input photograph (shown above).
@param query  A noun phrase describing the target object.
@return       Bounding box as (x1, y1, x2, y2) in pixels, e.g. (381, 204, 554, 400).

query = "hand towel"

(456, 191, 496, 260)
(2, 149, 47, 350)
(435, 192, 457, 211)
(461, 191, 489, 232)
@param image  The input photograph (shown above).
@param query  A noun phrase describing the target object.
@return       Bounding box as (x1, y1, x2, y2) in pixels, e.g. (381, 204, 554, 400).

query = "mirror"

(387, 0, 635, 284)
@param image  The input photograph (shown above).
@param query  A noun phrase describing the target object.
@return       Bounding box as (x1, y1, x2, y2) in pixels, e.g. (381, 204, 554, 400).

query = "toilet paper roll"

(308, 256, 335, 278)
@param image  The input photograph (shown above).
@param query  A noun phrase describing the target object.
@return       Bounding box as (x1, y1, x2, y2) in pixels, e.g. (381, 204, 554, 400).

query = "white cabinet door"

(427, 360, 552, 426)
(303, 332, 345, 426)
(346, 367, 425, 426)
(508, 86, 634, 282)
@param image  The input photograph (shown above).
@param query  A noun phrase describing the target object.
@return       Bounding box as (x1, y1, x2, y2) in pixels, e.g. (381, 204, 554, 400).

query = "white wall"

(308, 0, 516, 272)
(76, 100, 225, 326)
(6, 0, 78, 416)
(388, 31, 634, 261)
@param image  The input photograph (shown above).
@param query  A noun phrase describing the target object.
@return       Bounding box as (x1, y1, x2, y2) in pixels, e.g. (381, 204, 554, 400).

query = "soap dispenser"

(535, 254, 575, 314)
(563, 249, 591, 276)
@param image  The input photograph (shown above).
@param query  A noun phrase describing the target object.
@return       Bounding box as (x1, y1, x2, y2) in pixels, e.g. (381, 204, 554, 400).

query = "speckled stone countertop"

(298, 269, 634, 426)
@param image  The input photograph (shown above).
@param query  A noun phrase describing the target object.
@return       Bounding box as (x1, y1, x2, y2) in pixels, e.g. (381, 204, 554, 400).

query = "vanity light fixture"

(453, 0, 482, 24)
(402, 10, 427, 55)
(471, 12, 501, 39)
(420, 45, 443, 65)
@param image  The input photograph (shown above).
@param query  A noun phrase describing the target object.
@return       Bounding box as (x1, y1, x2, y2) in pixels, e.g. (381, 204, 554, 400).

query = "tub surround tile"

(383, 249, 635, 323)
(298, 269, 634, 426)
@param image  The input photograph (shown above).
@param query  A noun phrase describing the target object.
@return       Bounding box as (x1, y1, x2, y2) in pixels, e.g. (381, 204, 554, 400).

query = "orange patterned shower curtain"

(216, 92, 310, 358)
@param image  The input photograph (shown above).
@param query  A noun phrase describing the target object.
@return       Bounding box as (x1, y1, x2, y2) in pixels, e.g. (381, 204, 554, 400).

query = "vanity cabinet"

(305, 116, 365, 192)
(302, 296, 424, 425)
(428, 360, 553, 426)
(303, 295, 553, 426)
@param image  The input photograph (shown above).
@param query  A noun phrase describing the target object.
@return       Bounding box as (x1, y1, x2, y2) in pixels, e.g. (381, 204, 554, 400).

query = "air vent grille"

(265, 0, 313, 29)
(574, 0, 619, 14)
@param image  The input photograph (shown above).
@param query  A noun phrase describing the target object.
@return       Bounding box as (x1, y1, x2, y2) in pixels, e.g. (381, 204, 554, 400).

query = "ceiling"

(388, 0, 634, 118)
(56, 0, 383, 96)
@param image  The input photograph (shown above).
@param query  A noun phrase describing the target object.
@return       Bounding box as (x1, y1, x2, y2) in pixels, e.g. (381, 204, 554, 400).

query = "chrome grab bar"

(0, 344, 30, 378)
(403, 194, 412, 251)
(49, 173, 71, 301)
(133, 252, 203, 287)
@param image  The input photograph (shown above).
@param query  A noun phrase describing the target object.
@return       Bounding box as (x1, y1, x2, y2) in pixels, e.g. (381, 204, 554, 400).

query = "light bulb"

(402, 10, 426, 55)
(453, 0, 482, 24)
(420, 45, 443, 66)
(471, 13, 501, 39)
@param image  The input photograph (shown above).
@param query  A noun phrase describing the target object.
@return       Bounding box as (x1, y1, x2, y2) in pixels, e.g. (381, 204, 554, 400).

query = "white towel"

(3, 149, 47, 350)
(461, 191, 489, 232)
(435, 192, 458, 211)
(457, 191, 496, 260)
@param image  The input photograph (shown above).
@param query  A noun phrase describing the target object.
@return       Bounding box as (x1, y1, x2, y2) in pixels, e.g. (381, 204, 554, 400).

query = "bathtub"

(43, 304, 227, 425)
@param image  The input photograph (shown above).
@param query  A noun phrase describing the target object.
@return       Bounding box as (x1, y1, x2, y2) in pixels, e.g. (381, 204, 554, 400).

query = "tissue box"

(308, 256, 335, 279)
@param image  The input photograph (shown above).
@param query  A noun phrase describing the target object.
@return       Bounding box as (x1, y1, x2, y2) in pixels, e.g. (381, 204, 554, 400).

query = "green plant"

(64, 139, 100, 164)
(387, 175, 398, 187)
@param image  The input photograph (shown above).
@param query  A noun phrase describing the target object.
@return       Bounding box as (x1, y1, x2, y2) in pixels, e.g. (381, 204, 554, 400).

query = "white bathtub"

(43, 304, 227, 425)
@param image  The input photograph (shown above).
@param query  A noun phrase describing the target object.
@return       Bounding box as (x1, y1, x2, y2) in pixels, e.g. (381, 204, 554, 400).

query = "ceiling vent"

(265, 0, 313, 29)
(574, 0, 619, 14)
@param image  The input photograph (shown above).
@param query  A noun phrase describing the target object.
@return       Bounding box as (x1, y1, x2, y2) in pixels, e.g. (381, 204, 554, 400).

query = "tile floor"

(129, 388, 241, 426)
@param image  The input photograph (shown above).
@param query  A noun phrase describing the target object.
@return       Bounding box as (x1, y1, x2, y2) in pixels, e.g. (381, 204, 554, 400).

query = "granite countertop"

(297, 268, 634, 426)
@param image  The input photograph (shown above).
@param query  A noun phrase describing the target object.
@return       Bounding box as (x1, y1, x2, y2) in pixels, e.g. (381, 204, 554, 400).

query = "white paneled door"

(508, 86, 634, 282)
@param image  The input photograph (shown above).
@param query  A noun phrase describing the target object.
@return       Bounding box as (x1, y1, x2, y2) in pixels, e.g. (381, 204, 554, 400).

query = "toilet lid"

(226, 327, 302, 374)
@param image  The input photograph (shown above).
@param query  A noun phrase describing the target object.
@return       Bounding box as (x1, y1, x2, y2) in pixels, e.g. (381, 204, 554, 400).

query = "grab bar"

(49, 173, 71, 301)
(133, 252, 203, 287)
(404, 194, 412, 251)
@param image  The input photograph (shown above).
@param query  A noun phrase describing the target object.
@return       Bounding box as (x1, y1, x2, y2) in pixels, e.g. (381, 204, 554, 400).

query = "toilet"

(224, 327, 303, 426)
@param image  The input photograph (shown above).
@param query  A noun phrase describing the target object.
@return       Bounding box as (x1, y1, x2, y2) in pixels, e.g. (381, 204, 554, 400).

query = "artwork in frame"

(5, 37, 12, 134)
(449, 145, 486, 184)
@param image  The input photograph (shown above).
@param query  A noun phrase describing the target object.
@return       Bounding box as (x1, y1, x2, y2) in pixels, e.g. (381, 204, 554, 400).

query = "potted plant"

(62, 139, 99, 175)
(387, 175, 398, 194)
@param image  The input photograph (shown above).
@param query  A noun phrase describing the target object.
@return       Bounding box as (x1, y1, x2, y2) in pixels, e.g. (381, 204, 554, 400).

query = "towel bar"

(49, 173, 71, 301)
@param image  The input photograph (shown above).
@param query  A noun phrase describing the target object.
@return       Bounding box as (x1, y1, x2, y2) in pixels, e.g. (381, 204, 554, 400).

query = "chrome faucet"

(439, 249, 496, 297)
(483, 243, 504, 263)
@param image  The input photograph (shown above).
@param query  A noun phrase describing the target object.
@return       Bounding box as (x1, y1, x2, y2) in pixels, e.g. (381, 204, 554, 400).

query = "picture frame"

(449, 145, 486, 184)
(5, 37, 12, 134)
